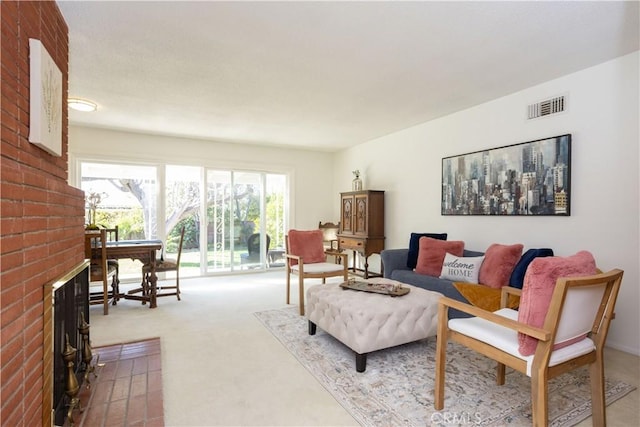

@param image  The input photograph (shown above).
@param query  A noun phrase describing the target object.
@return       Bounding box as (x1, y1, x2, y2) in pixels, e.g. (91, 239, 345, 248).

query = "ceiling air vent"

(527, 95, 566, 120)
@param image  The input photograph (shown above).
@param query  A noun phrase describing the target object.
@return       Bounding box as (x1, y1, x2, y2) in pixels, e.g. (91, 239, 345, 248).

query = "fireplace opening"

(47, 261, 90, 426)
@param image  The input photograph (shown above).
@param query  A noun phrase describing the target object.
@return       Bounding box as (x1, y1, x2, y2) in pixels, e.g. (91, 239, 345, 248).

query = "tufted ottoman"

(306, 278, 442, 372)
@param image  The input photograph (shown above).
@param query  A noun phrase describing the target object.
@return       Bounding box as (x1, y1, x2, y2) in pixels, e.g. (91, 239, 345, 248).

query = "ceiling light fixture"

(68, 98, 97, 112)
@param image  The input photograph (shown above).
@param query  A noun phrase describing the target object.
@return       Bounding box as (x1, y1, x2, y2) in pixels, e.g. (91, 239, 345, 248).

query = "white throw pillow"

(439, 253, 485, 283)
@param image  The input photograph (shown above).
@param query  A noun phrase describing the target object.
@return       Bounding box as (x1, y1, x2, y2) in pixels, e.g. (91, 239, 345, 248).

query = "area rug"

(255, 307, 635, 427)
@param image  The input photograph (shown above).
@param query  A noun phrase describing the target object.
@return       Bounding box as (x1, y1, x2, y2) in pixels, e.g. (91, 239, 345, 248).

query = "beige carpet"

(87, 272, 358, 426)
(86, 271, 639, 426)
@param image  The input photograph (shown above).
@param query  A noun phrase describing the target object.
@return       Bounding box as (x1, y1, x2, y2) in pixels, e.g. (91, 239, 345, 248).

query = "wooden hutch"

(337, 190, 385, 278)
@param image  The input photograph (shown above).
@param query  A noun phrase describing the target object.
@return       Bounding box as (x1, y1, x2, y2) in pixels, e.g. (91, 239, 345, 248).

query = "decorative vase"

(352, 176, 363, 191)
(86, 208, 99, 230)
(351, 169, 363, 191)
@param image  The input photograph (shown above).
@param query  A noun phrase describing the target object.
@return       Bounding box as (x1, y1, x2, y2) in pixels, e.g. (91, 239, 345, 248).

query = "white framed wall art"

(29, 38, 62, 157)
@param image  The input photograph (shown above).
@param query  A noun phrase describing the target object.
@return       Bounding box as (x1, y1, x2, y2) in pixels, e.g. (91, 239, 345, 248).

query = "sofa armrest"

(380, 248, 410, 279)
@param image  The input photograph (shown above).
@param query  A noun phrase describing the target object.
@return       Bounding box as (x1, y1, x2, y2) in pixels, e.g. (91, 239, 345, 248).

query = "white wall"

(335, 52, 640, 354)
(68, 126, 335, 231)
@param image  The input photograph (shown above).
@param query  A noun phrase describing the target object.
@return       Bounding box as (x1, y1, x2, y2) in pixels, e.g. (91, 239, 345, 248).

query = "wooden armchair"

(318, 221, 339, 251)
(285, 229, 348, 316)
(434, 268, 623, 426)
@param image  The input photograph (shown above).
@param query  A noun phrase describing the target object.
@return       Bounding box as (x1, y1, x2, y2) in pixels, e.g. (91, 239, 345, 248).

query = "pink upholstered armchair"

(285, 229, 348, 315)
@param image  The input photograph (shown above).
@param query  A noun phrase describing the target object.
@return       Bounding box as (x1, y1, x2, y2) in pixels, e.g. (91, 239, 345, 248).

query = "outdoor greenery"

(95, 209, 146, 240)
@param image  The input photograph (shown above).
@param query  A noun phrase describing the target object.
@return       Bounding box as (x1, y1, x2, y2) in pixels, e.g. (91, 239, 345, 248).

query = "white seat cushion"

(449, 308, 595, 376)
(291, 262, 345, 274)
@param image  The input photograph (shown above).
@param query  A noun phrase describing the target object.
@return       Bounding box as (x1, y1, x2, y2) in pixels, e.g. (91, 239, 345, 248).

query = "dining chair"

(285, 229, 348, 316)
(434, 268, 624, 426)
(141, 226, 185, 301)
(84, 229, 119, 315)
(318, 221, 339, 251)
(103, 225, 120, 301)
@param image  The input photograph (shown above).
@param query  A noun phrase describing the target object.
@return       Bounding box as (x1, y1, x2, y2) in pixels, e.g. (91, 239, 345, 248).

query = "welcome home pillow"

(407, 232, 448, 269)
(517, 250, 597, 356)
(439, 253, 485, 283)
(415, 237, 464, 277)
(478, 243, 524, 289)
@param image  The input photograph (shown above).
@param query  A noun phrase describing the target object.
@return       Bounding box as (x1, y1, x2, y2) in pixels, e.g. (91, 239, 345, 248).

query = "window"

(80, 162, 158, 280)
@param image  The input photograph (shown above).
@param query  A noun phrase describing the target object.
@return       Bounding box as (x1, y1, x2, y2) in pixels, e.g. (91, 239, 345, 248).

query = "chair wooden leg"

(285, 270, 291, 305)
(298, 275, 305, 316)
(113, 265, 120, 303)
(102, 278, 109, 315)
(496, 362, 506, 385)
(530, 369, 549, 427)
(434, 303, 449, 410)
(142, 273, 149, 297)
(175, 274, 181, 301)
(111, 276, 118, 306)
(140, 273, 148, 305)
(589, 356, 606, 426)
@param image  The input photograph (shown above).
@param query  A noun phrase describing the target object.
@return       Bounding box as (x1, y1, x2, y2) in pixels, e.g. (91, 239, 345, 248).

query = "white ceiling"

(58, 1, 639, 152)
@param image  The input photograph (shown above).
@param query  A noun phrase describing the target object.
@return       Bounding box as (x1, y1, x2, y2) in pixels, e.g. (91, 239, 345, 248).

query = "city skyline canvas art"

(442, 134, 571, 216)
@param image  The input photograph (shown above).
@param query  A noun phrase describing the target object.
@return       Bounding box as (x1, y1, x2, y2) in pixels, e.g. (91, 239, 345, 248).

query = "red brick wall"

(1, 1, 86, 425)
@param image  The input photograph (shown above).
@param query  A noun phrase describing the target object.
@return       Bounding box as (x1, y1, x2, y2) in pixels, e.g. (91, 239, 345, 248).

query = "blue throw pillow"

(509, 248, 554, 289)
(407, 232, 448, 269)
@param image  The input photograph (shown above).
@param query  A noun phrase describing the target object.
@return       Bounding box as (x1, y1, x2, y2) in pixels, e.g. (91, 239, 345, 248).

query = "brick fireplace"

(1, 1, 87, 425)
(47, 261, 90, 426)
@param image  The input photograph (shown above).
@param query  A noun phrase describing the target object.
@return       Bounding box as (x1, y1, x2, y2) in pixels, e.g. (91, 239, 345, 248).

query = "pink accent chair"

(285, 229, 348, 315)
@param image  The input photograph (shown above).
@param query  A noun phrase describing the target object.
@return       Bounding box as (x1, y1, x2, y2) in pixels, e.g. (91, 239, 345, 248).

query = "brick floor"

(71, 338, 164, 427)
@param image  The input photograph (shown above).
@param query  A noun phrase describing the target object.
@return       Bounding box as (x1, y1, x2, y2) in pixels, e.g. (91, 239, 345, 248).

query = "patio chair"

(240, 233, 271, 269)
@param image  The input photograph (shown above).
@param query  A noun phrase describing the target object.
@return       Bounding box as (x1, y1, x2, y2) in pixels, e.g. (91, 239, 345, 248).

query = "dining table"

(86, 231, 163, 308)
(106, 239, 163, 308)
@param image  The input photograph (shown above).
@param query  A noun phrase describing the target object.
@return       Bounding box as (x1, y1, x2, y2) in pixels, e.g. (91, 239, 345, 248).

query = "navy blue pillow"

(509, 248, 554, 289)
(407, 233, 448, 269)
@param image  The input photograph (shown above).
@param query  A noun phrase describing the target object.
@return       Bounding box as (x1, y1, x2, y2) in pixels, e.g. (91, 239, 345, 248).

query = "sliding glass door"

(165, 165, 202, 278)
(79, 160, 287, 277)
(205, 170, 286, 273)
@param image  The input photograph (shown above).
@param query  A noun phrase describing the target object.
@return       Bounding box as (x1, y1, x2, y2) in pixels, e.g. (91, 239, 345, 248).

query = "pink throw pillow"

(415, 237, 464, 276)
(478, 243, 524, 289)
(517, 251, 597, 356)
(287, 230, 326, 266)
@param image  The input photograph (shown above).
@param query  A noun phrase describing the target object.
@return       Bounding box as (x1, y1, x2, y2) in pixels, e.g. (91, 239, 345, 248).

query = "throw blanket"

(453, 282, 520, 312)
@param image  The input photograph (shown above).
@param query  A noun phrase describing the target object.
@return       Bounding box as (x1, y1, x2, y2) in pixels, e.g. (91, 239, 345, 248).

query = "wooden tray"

(340, 280, 410, 297)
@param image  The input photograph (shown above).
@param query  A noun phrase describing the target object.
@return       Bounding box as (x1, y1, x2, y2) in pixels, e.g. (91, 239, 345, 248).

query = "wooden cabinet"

(338, 190, 384, 278)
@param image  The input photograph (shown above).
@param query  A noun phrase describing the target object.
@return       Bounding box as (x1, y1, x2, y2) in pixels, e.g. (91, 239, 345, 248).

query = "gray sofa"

(381, 248, 485, 318)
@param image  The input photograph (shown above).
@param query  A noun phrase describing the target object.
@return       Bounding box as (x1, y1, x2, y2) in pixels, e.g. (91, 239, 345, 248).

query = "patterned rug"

(255, 306, 635, 427)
